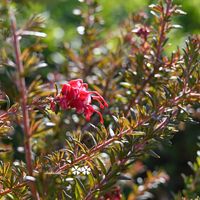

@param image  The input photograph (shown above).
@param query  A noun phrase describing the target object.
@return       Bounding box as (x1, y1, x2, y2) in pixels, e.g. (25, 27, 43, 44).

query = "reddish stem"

(125, 0, 172, 116)
(56, 91, 185, 174)
(9, 7, 39, 200)
(0, 182, 27, 196)
(55, 128, 131, 173)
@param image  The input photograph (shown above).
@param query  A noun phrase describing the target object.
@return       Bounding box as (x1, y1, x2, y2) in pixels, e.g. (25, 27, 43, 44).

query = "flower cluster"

(50, 79, 108, 123)
(71, 165, 91, 176)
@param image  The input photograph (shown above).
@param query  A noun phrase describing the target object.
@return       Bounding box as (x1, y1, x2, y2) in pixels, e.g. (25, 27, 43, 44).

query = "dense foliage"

(0, 0, 199, 199)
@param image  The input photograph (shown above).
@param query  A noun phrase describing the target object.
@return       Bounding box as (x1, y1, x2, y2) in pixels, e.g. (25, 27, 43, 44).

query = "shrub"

(0, 0, 199, 199)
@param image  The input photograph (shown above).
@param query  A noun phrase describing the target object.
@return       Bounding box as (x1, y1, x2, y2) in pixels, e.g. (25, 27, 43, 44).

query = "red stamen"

(50, 79, 108, 124)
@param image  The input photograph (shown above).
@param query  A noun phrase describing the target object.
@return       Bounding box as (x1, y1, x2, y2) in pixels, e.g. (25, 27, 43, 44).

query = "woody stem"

(9, 6, 39, 200)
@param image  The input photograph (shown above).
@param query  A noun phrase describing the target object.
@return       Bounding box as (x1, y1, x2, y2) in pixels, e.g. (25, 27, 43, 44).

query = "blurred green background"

(12, 0, 200, 198)
(16, 0, 200, 50)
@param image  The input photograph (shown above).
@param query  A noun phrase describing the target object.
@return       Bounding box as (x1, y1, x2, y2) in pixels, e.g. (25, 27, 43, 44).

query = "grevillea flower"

(50, 79, 108, 124)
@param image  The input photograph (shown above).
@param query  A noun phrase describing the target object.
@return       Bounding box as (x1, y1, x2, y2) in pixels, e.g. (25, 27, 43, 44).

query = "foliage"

(176, 138, 200, 199)
(0, 0, 199, 199)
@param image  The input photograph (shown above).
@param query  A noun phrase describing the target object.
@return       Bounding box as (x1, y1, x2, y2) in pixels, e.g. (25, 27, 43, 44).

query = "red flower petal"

(50, 79, 108, 124)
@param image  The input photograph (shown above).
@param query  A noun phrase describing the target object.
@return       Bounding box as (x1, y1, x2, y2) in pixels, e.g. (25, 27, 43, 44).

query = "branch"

(8, 6, 39, 200)
(55, 128, 131, 173)
(84, 158, 127, 200)
(125, 0, 172, 116)
(55, 92, 185, 174)
(0, 182, 27, 196)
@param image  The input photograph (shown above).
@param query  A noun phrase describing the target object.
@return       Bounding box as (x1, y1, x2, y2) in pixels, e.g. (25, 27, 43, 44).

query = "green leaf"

(149, 150, 160, 158)
(88, 173, 95, 188)
(96, 158, 107, 175)
(120, 82, 131, 88)
(112, 115, 118, 123)
(73, 139, 88, 154)
(90, 124, 106, 140)
(144, 91, 155, 107)
(175, 9, 186, 15)
(100, 179, 117, 191)
(109, 148, 116, 164)
(90, 164, 101, 182)
(150, 10, 159, 18)
(118, 174, 132, 181)
(170, 24, 182, 29)
(65, 139, 74, 151)
(149, 4, 162, 13)
(130, 131, 146, 136)
(109, 126, 115, 137)
(163, 86, 172, 98)
(0, 94, 10, 109)
(130, 108, 137, 121)
(75, 178, 86, 197)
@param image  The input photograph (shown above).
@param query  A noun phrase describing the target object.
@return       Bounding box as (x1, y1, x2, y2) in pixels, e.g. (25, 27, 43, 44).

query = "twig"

(8, 6, 39, 200)
(55, 128, 131, 173)
(55, 92, 185, 174)
(125, 0, 172, 116)
(84, 158, 127, 200)
(0, 182, 27, 196)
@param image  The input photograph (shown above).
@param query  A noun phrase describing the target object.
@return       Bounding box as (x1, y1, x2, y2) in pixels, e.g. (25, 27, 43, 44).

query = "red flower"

(50, 79, 108, 124)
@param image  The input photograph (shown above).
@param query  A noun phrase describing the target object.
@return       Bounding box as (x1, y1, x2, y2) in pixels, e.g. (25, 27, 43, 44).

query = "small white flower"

(71, 165, 81, 175)
(81, 166, 91, 175)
